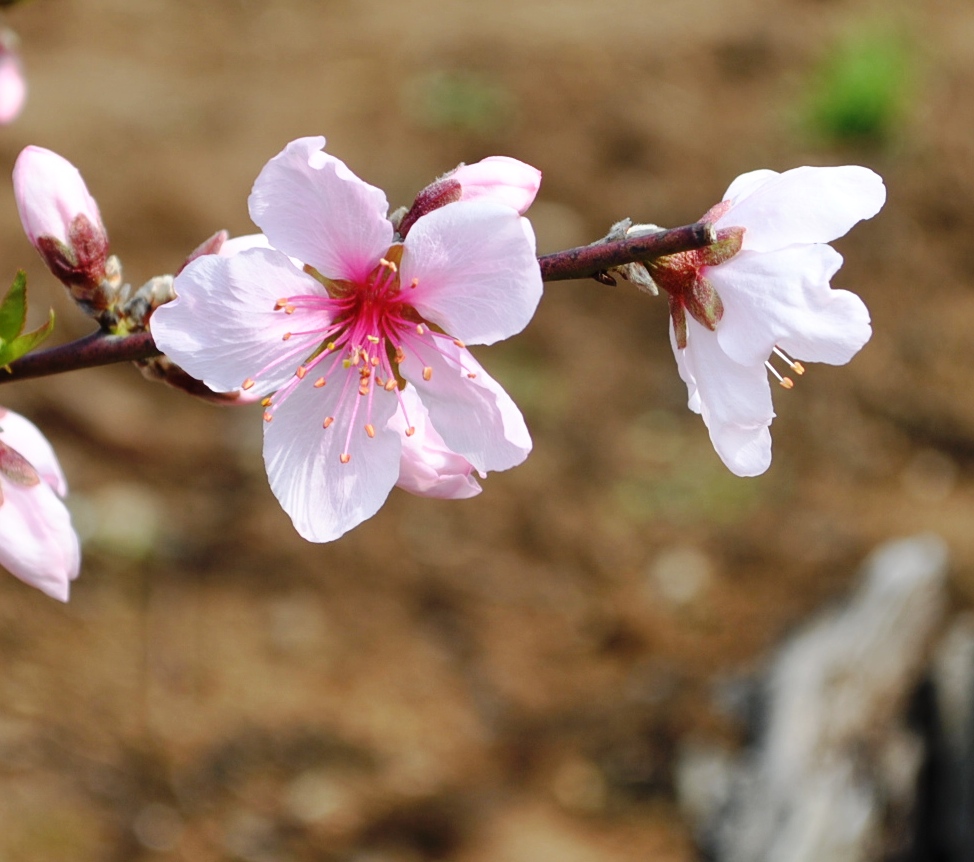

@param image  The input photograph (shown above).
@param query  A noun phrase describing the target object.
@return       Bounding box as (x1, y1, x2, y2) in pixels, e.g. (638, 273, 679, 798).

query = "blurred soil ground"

(0, 0, 972, 859)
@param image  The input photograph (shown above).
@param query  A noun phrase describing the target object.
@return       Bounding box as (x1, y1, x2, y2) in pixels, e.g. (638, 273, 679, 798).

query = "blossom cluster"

(1, 131, 886, 595)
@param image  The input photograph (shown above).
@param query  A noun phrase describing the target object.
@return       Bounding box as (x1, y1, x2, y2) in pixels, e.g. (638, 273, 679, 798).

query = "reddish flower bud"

(13, 146, 110, 303)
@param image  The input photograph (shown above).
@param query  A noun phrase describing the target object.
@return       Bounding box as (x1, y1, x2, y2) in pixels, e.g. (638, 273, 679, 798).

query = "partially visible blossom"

(0, 408, 80, 601)
(151, 136, 542, 542)
(398, 155, 541, 237)
(13, 145, 110, 303)
(648, 165, 886, 476)
(392, 385, 483, 500)
(0, 27, 25, 125)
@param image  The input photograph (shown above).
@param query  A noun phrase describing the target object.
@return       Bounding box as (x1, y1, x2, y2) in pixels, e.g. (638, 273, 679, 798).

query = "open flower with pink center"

(0, 408, 80, 601)
(646, 165, 886, 476)
(151, 136, 542, 542)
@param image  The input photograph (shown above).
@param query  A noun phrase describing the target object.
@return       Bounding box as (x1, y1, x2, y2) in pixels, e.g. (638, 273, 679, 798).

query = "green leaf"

(0, 308, 55, 367)
(0, 270, 28, 345)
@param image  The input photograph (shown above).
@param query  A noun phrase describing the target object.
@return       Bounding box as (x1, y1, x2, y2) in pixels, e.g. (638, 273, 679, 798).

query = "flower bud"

(0, 27, 25, 125)
(13, 146, 110, 305)
(397, 155, 541, 237)
(449, 156, 541, 214)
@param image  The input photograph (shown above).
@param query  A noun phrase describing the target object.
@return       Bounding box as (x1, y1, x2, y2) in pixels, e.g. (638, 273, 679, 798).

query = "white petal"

(263, 373, 401, 543)
(668, 320, 702, 414)
(677, 318, 774, 477)
(391, 386, 482, 500)
(0, 480, 80, 601)
(400, 336, 531, 474)
(401, 200, 543, 346)
(151, 247, 330, 395)
(248, 136, 393, 283)
(0, 407, 68, 496)
(712, 245, 871, 366)
(716, 165, 886, 252)
(722, 169, 780, 206)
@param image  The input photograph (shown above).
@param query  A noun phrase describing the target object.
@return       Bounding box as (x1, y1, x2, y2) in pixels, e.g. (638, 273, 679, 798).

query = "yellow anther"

(370, 356, 380, 366)
(367, 335, 380, 344)
(284, 304, 296, 315)
(415, 324, 426, 335)
(779, 377, 795, 390)
(467, 372, 477, 379)
(241, 377, 256, 390)
(295, 366, 307, 379)
(263, 411, 273, 423)
(261, 396, 273, 407)
(323, 416, 334, 428)
(327, 341, 336, 351)
(453, 339, 466, 348)
(365, 423, 376, 438)
(379, 258, 398, 272)
(422, 366, 433, 381)
(384, 379, 397, 391)
(410, 277, 419, 289)
(340, 453, 351, 464)
(792, 361, 805, 375)
(405, 426, 416, 437)
(314, 377, 326, 388)
(282, 332, 292, 341)
(395, 347, 406, 364)
(274, 297, 289, 309)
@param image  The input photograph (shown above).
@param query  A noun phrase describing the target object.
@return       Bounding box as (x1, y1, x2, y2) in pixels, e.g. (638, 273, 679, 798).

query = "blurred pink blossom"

(652, 165, 886, 476)
(0, 408, 80, 601)
(152, 136, 542, 541)
(0, 27, 25, 125)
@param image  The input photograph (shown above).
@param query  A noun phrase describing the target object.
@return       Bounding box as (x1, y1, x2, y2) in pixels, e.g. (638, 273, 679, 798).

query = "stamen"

(323, 416, 334, 428)
(765, 361, 794, 389)
(405, 426, 416, 437)
(370, 356, 380, 367)
(314, 377, 326, 388)
(284, 304, 296, 315)
(395, 347, 406, 364)
(274, 297, 289, 310)
(241, 377, 256, 390)
(340, 453, 351, 464)
(295, 366, 308, 379)
(367, 335, 380, 344)
(261, 396, 273, 407)
(379, 258, 398, 273)
(773, 347, 805, 375)
(415, 324, 426, 335)
(282, 332, 292, 341)
(422, 366, 433, 381)
(453, 339, 466, 348)
(365, 423, 376, 438)
(410, 277, 419, 289)
(467, 372, 477, 379)
(263, 411, 274, 422)
(384, 379, 397, 391)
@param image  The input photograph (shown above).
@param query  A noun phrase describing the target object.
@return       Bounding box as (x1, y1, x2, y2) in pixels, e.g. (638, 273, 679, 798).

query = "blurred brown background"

(0, 0, 970, 859)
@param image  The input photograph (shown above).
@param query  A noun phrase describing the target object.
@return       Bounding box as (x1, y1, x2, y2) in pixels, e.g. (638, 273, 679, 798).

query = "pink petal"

(712, 245, 871, 367)
(0, 480, 80, 602)
(263, 374, 401, 542)
(451, 156, 541, 213)
(13, 146, 105, 247)
(248, 136, 393, 283)
(390, 386, 482, 500)
(674, 318, 775, 477)
(400, 336, 531, 474)
(151, 247, 330, 396)
(0, 408, 67, 496)
(402, 200, 542, 346)
(721, 169, 780, 206)
(716, 165, 886, 252)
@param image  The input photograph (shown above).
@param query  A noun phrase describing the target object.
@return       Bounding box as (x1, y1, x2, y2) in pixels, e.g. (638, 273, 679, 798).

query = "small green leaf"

(0, 309, 55, 368)
(0, 270, 28, 344)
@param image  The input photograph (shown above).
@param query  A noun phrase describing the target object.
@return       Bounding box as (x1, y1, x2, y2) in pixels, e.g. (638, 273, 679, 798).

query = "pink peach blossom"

(0, 28, 25, 125)
(0, 408, 80, 601)
(151, 137, 541, 541)
(651, 165, 886, 476)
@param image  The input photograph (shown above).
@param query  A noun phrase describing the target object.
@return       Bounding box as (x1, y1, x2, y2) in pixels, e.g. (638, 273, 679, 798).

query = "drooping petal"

(263, 374, 401, 542)
(391, 385, 482, 500)
(0, 408, 67, 496)
(715, 165, 886, 252)
(151, 247, 330, 396)
(721, 169, 780, 207)
(402, 200, 542, 346)
(675, 318, 775, 477)
(0, 480, 80, 602)
(451, 156, 541, 213)
(669, 321, 702, 415)
(249, 136, 393, 283)
(400, 336, 531, 474)
(712, 245, 871, 366)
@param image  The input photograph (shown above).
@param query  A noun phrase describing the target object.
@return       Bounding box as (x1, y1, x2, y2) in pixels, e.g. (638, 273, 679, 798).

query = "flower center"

(242, 246, 477, 463)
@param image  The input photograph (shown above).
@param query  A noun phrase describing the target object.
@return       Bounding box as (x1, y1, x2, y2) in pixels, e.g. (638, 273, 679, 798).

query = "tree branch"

(0, 221, 715, 385)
